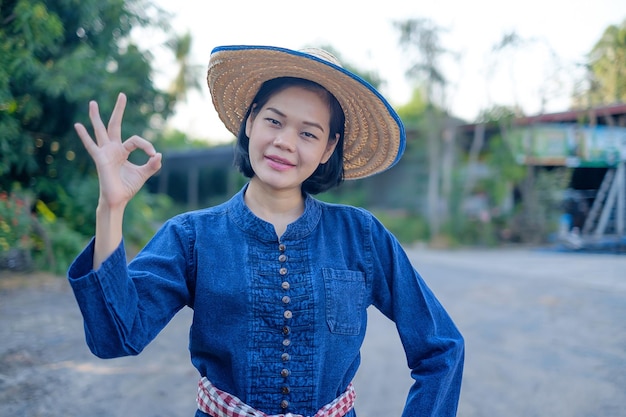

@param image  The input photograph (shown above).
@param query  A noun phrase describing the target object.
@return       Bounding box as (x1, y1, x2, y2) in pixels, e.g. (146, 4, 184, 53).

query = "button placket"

(278, 243, 292, 409)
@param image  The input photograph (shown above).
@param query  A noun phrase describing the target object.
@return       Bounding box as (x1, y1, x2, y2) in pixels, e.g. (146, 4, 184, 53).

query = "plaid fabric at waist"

(197, 377, 356, 417)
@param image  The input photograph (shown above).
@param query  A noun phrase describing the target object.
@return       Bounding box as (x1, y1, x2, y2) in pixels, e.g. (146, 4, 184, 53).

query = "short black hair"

(233, 77, 345, 194)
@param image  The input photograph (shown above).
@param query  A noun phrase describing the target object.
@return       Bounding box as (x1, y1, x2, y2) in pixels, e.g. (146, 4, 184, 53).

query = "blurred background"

(2, 0, 626, 274)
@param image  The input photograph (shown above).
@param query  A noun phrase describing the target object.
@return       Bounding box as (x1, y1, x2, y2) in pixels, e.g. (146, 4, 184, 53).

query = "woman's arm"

(369, 218, 464, 417)
(74, 92, 162, 269)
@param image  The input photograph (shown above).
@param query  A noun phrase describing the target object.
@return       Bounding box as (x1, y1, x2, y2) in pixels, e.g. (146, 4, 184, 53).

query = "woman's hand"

(74, 92, 162, 210)
(74, 92, 162, 269)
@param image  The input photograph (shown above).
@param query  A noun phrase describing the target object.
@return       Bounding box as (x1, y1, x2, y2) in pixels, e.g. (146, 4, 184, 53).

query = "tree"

(0, 0, 186, 270)
(394, 19, 448, 108)
(0, 0, 177, 213)
(394, 18, 453, 239)
(166, 31, 203, 102)
(586, 19, 626, 105)
(486, 30, 564, 115)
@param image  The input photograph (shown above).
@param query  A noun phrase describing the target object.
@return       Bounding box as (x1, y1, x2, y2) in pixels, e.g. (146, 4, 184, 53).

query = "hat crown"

(298, 48, 343, 68)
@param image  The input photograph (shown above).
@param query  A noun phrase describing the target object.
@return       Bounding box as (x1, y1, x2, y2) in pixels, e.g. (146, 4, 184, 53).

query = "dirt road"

(1, 247, 625, 417)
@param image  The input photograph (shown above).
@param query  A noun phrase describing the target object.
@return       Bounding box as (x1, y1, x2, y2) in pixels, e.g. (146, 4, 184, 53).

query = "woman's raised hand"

(74, 93, 162, 210)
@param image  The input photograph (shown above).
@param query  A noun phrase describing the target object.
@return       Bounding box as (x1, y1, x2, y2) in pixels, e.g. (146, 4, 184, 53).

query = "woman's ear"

(321, 133, 340, 164)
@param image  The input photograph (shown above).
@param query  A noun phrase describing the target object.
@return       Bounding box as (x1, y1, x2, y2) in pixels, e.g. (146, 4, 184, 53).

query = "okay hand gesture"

(74, 93, 162, 210)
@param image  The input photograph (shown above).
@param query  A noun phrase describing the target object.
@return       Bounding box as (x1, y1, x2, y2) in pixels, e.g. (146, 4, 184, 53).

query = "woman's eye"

(265, 118, 281, 126)
(302, 131, 318, 140)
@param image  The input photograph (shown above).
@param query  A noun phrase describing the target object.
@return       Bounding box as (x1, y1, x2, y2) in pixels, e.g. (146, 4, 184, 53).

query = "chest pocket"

(322, 268, 366, 335)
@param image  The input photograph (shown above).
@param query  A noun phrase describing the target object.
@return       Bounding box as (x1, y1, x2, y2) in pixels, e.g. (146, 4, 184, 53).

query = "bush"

(0, 191, 33, 255)
(0, 190, 35, 271)
(31, 216, 89, 276)
(123, 190, 175, 251)
(372, 210, 429, 245)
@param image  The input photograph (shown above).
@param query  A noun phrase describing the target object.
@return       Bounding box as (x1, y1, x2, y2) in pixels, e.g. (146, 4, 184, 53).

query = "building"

(458, 104, 626, 251)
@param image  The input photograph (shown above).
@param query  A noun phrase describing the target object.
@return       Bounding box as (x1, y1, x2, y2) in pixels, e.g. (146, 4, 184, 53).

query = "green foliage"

(31, 216, 88, 275)
(319, 186, 429, 245)
(587, 18, 626, 105)
(476, 104, 520, 124)
(441, 218, 497, 248)
(166, 32, 203, 102)
(152, 128, 212, 151)
(394, 18, 452, 108)
(123, 190, 174, 249)
(53, 175, 173, 248)
(396, 87, 427, 127)
(27, 178, 174, 274)
(0, 0, 185, 271)
(372, 210, 429, 245)
(481, 136, 527, 205)
(0, 177, 176, 275)
(0, 190, 33, 254)
(511, 167, 572, 244)
(317, 184, 369, 208)
(0, 0, 175, 197)
(53, 176, 99, 237)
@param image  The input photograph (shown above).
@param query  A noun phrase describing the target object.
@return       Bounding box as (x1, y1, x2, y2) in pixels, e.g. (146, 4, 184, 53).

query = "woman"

(69, 45, 464, 417)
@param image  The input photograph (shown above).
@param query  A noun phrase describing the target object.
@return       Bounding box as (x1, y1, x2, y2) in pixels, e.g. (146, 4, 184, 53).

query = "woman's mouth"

(265, 155, 295, 171)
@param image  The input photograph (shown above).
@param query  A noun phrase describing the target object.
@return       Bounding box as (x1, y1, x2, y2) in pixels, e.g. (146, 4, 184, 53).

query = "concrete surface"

(1, 247, 625, 417)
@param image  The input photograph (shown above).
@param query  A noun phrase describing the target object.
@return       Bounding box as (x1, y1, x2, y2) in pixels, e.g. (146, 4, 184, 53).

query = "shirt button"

(278, 254, 287, 262)
(280, 399, 289, 409)
(281, 386, 291, 394)
(282, 338, 291, 347)
(281, 352, 291, 361)
(278, 244, 286, 252)
(282, 325, 290, 335)
(281, 281, 290, 290)
(283, 310, 292, 319)
(282, 295, 291, 304)
(280, 368, 290, 377)
(279, 267, 288, 275)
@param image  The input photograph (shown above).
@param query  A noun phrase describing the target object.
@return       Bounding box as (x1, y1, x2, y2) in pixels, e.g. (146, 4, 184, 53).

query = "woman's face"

(245, 86, 338, 194)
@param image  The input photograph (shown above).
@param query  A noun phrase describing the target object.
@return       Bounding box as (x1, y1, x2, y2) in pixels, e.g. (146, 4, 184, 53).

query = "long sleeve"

(67, 217, 194, 359)
(66, 190, 464, 416)
(369, 218, 464, 417)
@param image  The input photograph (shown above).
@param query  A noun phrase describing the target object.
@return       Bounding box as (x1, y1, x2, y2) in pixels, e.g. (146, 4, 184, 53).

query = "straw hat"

(207, 45, 406, 180)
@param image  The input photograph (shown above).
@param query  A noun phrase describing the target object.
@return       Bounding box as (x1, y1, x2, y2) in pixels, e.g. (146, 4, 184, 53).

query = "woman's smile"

(265, 154, 295, 171)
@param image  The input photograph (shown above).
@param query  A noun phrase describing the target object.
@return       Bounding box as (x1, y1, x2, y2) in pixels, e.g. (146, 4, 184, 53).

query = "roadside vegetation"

(1, 1, 625, 274)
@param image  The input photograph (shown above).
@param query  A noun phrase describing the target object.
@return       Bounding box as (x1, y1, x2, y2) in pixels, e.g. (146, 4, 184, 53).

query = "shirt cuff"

(67, 237, 126, 288)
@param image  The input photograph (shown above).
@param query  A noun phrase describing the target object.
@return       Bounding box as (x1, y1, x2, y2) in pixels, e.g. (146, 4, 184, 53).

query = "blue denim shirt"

(68, 185, 464, 417)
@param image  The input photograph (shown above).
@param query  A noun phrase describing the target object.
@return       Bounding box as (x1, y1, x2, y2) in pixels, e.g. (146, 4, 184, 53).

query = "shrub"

(0, 191, 35, 271)
(31, 215, 89, 276)
(372, 210, 429, 245)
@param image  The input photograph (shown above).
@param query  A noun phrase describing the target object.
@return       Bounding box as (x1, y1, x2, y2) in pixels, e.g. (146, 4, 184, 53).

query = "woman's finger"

(143, 152, 163, 177)
(88, 100, 110, 146)
(122, 134, 158, 157)
(107, 93, 127, 142)
(122, 135, 162, 178)
(73, 122, 99, 157)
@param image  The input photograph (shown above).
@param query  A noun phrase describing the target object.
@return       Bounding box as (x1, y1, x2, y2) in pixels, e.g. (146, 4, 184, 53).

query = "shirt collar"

(228, 183, 322, 242)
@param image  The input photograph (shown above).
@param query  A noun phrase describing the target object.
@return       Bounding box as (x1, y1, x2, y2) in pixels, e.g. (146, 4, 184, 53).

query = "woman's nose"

(273, 130, 297, 151)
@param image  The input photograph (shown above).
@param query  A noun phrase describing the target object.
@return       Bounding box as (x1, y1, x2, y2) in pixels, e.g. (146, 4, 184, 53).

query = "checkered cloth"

(197, 377, 356, 417)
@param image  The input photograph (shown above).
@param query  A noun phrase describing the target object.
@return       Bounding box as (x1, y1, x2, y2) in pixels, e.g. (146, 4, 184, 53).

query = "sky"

(146, 0, 626, 142)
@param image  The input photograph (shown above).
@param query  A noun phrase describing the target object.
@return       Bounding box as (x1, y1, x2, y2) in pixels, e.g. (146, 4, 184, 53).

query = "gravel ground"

(1, 247, 625, 417)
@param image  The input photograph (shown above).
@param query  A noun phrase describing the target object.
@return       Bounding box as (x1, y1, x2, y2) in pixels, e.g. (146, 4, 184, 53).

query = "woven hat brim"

(207, 45, 406, 180)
